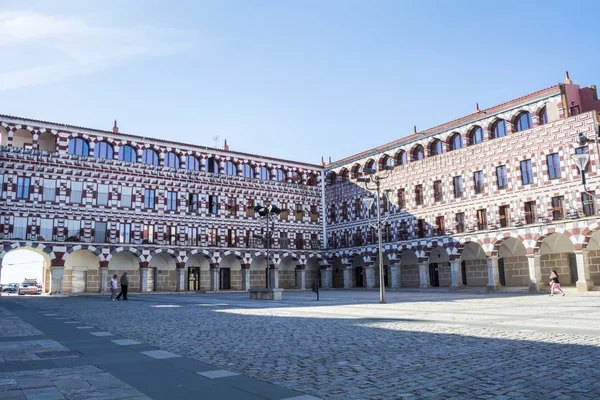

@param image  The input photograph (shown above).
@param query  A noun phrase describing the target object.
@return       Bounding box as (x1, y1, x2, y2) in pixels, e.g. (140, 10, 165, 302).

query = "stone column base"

(486, 284, 500, 292)
(576, 280, 594, 292)
(450, 283, 464, 291)
(528, 282, 542, 292)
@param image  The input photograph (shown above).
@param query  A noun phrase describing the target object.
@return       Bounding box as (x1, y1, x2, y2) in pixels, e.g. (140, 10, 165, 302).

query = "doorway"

(220, 268, 231, 290)
(568, 254, 578, 284)
(429, 263, 440, 287)
(498, 258, 506, 286)
(355, 267, 364, 288)
(188, 267, 200, 291)
(383, 265, 389, 287)
(461, 261, 467, 286)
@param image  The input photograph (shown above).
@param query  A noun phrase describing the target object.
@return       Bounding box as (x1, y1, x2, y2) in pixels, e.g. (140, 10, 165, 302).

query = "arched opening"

(395, 150, 407, 166)
(379, 155, 392, 170)
(13, 129, 33, 149)
(351, 255, 365, 288)
(259, 166, 270, 180)
(459, 242, 487, 287)
(411, 145, 424, 161)
(220, 254, 243, 290)
(491, 120, 507, 139)
(119, 145, 137, 163)
(399, 250, 419, 287)
(164, 152, 180, 169)
(206, 157, 219, 174)
(539, 107, 548, 125)
(496, 237, 528, 286)
(94, 142, 114, 159)
(468, 126, 484, 145)
(275, 169, 286, 182)
(185, 253, 212, 291)
(38, 132, 57, 152)
(1, 248, 48, 294)
(448, 133, 462, 151)
(538, 233, 577, 285)
(250, 255, 269, 288)
(332, 257, 345, 288)
(0, 126, 8, 146)
(148, 253, 177, 292)
(427, 246, 450, 287)
(351, 163, 362, 178)
(429, 139, 443, 156)
(279, 256, 299, 289)
(64, 250, 100, 294)
(186, 155, 200, 171)
(242, 164, 254, 178)
(584, 230, 600, 285)
(306, 174, 317, 186)
(225, 161, 237, 176)
(108, 251, 141, 292)
(141, 149, 159, 166)
(68, 137, 89, 156)
(306, 257, 322, 288)
(364, 159, 375, 171)
(327, 171, 337, 186)
(340, 168, 349, 183)
(373, 253, 391, 287)
(515, 111, 532, 132)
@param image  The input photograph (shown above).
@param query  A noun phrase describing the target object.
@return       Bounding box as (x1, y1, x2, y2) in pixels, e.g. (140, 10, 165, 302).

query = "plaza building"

(0, 118, 325, 294)
(324, 72, 600, 292)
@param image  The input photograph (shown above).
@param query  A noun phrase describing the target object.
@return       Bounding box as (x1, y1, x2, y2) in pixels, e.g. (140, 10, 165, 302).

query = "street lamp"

(357, 165, 394, 303)
(250, 204, 282, 289)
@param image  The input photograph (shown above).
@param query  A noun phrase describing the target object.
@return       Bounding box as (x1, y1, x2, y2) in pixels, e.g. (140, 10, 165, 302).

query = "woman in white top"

(110, 275, 119, 301)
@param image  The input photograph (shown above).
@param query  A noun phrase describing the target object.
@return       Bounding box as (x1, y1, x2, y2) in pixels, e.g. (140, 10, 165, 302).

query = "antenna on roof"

(213, 135, 220, 148)
(475, 102, 480, 113)
(564, 70, 573, 84)
(413, 125, 417, 134)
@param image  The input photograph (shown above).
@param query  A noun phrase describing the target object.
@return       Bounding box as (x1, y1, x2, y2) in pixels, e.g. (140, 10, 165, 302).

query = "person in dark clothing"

(116, 271, 129, 300)
(549, 270, 565, 297)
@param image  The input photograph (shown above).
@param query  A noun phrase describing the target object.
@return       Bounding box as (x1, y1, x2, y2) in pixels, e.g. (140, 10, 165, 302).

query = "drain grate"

(36, 350, 81, 359)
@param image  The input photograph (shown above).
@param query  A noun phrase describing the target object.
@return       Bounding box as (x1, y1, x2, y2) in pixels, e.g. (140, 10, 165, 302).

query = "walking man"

(110, 274, 118, 301)
(116, 271, 129, 300)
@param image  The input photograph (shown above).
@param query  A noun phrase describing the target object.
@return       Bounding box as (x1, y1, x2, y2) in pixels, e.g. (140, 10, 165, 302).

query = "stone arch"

(148, 251, 178, 292)
(0, 125, 8, 146)
(535, 232, 577, 285)
(62, 245, 102, 261)
(148, 248, 181, 263)
(184, 251, 213, 291)
(38, 131, 57, 152)
(399, 249, 419, 287)
(494, 236, 528, 287)
(458, 241, 488, 287)
(107, 247, 142, 261)
(107, 249, 141, 292)
(184, 249, 216, 266)
(64, 249, 101, 294)
(12, 128, 34, 148)
(331, 256, 346, 288)
(0, 242, 56, 262)
(0, 244, 53, 294)
(279, 254, 300, 289)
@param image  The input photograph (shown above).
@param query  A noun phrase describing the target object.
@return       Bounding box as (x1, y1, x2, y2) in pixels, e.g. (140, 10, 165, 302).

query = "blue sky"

(1, 0, 599, 164)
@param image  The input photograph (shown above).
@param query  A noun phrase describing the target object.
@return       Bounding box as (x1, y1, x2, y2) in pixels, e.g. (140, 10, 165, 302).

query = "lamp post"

(357, 166, 394, 304)
(250, 204, 282, 289)
(573, 126, 600, 204)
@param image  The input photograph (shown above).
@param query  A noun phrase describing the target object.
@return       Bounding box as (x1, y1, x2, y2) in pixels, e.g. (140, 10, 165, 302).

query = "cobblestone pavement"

(16, 290, 600, 399)
(0, 307, 42, 337)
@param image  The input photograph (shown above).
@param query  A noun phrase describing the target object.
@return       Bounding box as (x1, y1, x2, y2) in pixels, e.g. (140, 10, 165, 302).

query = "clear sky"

(1, 0, 599, 165)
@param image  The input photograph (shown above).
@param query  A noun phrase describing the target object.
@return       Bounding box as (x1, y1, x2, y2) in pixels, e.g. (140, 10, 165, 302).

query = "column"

(450, 260, 463, 290)
(50, 266, 64, 295)
(99, 262, 109, 294)
(176, 267, 185, 292)
(295, 266, 306, 290)
(391, 264, 401, 289)
(574, 250, 594, 292)
(527, 254, 543, 292)
(343, 267, 353, 288)
(419, 262, 430, 288)
(210, 265, 219, 292)
(140, 267, 149, 292)
(486, 256, 501, 291)
(321, 266, 332, 288)
(365, 265, 376, 288)
(269, 267, 279, 289)
(241, 265, 251, 291)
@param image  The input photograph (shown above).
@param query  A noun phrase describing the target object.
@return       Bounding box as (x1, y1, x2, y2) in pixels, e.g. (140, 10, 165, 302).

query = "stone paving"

(13, 290, 600, 399)
(0, 307, 42, 337)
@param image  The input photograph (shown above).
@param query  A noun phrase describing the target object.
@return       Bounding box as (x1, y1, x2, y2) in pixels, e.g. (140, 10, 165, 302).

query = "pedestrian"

(109, 274, 118, 301)
(116, 271, 129, 300)
(549, 269, 565, 297)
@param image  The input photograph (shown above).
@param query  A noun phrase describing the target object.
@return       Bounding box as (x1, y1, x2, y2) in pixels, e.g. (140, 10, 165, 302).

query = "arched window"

(429, 139, 443, 156)
(141, 149, 159, 166)
(328, 172, 337, 185)
(539, 107, 548, 125)
(306, 174, 317, 186)
(186, 155, 200, 171)
(164, 152, 179, 169)
(259, 166, 270, 180)
(224, 161, 237, 176)
(468, 126, 484, 145)
(395, 150, 407, 166)
(492, 120, 507, 139)
(275, 169, 286, 181)
(449, 133, 462, 151)
(351, 163, 362, 178)
(412, 145, 424, 161)
(206, 157, 219, 173)
(340, 168, 349, 182)
(515, 112, 532, 132)
(364, 159, 375, 172)
(380, 155, 392, 170)
(242, 163, 254, 178)
(94, 142, 113, 159)
(290, 171, 300, 182)
(68, 138, 89, 156)
(119, 145, 136, 163)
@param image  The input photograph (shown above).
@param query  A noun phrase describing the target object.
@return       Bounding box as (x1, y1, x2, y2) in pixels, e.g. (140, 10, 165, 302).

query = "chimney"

(475, 102, 481, 113)
(413, 125, 417, 135)
(321, 156, 325, 166)
(564, 70, 573, 84)
(222, 139, 229, 151)
(328, 156, 332, 163)
(113, 120, 119, 134)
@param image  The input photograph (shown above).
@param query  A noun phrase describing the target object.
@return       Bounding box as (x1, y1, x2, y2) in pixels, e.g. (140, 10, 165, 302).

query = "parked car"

(2, 283, 19, 293)
(18, 280, 39, 295)
(37, 284, 42, 294)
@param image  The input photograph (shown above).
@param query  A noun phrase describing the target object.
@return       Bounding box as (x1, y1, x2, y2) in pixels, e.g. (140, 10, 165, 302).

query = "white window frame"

(40, 218, 54, 241)
(121, 186, 132, 208)
(71, 181, 83, 204)
(97, 184, 109, 206)
(13, 216, 28, 239)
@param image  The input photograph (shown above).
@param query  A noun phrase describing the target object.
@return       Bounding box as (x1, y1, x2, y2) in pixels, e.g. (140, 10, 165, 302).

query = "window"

(551, 196, 564, 221)
(341, 202, 348, 220)
(227, 198, 237, 215)
(515, 112, 532, 132)
(17, 177, 30, 199)
(167, 191, 177, 211)
(453, 176, 463, 198)
(12, 216, 27, 239)
(225, 161, 237, 176)
(207, 157, 219, 173)
(94, 142, 113, 159)
(208, 195, 218, 214)
(310, 205, 319, 222)
(575, 147, 591, 173)
(43, 179, 56, 202)
(524, 201, 537, 224)
(327, 172, 337, 186)
(456, 212, 465, 233)
(71, 182, 83, 204)
(189, 193, 200, 212)
(570, 105, 580, 116)
(520, 160, 533, 185)
(435, 216, 445, 236)
(246, 199, 255, 217)
(280, 202, 289, 220)
(469, 126, 484, 145)
(329, 204, 336, 222)
(354, 198, 361, 218)
(121, 186, 132, 208)
(492, 120, 507, 139)
(539, 107, 548, 125)
(351, 164, 363, 178)
(496, 166, 508, 189)
(39, 218, 54, 241)
(142, 149, 159, 166)
(242, 164, 254, 178)
(66, 219, 80, 238)
(259, 166, 270, 180)
(449, 133, 462, 150)
(415, 185, 424, 206)
(547, 153, 561, 179)
(473, 171, 484, 194)
(395, 151, 407, 166)
(68, 138, 89, 156)
(499, 205, 510, 227)
(208, 228, 217, 246)
(164, 152, 180, 169)
(168, 226, 177, 245)
(582, 192, 596, 217)
(306, 174, 317, 186)
(433, 180, 443, 202)
(97, 184, 109, 206)
(417, 219, 426, 238)
(340, 169, 349, 182)
(0, 174, 3, 197)
(296, 204, 303, 221)
(119, 145, 136, 163)
(119, 223, 131, 243)
(186, 155, 200, 171)
(380, 155, 392, 170)
(430, 140, 443, 156)
(275, 169, 286, 181)
(144, 189, 155, 209)
(143, 224, 154, 242)
(476, 209, 487, 230)
(227, 229, 236, 247)
(94, 222, 107, 243)
(412, 145, 424, 161)
(188, 227, 200, 246)
(397, 189, 405, 210)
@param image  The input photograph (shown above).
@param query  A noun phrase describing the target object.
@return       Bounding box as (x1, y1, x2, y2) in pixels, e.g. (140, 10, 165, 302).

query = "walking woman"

(549, 269, 565, 297)
(110, 274, 118, 301)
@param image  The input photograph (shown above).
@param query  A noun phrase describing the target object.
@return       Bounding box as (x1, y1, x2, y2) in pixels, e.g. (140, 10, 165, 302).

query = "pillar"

(140, 267, 149, 292)
(99, 263, 109, 294)
(50, 266, 64, 295)
(269, 267, 279, 289)
(343, 267, 353, 288)
(321, 266, 332, 288)
(486, 256, 501, 291)
(419, 262, 430, 288)
(365, 265, 376, 288)
(176, 267, 185, 292)
(210, 265, 219, 292)
(241, 265, 251, 291)
(391, 264, 401, 288)
(574, 250, 594, 292)
(527, 254, 543, 292)
(296, 266, 306, 290)
(450, 260, 463, 290)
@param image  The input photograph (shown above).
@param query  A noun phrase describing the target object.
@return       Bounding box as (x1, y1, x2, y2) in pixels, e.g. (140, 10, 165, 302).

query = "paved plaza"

(2, 289, 600, 399)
